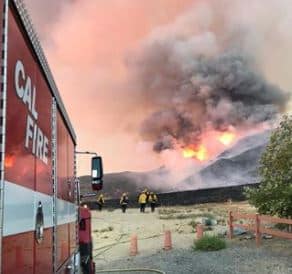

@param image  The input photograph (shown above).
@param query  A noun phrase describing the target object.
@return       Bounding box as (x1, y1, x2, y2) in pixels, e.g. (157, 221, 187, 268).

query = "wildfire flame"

(183, 145, 208, 161)
(182, 131, 237, 161)
(218, 132, 235, 146)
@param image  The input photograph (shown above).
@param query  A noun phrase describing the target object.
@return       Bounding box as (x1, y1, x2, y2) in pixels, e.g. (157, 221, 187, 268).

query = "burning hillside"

(80, 130, 271, 198)
(185, 130, 271, 189)
(182, 130, 236, 161)
(76, 1, 292, 196)
(80, 131, 270, 198)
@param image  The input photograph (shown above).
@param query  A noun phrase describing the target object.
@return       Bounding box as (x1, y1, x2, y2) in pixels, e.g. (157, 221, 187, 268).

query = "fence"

(228, 211, 292, 247)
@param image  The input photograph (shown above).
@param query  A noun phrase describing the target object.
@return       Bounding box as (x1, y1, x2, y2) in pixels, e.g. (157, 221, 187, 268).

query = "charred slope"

(185, 130, 271, 188)
(80, 168, 168, 199)
(80, 130, 271, 199)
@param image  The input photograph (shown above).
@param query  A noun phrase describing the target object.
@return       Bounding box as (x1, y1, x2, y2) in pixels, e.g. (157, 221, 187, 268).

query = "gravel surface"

(92, 204, 292, 274)
(95, 240, 292, 274)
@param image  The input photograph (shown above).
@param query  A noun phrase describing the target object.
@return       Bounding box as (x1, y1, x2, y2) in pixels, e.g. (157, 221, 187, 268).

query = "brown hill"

(80, 130, 270, 199)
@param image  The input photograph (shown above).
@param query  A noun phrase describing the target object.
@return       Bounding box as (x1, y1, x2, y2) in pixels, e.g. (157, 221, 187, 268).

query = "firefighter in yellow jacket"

(138, 191, 147, 213)
(149, 192, 158, 212)
(97, 194, 105, 211)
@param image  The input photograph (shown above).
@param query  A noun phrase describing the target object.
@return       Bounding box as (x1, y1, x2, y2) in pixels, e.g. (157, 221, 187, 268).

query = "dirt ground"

(91, 202, 292, 273)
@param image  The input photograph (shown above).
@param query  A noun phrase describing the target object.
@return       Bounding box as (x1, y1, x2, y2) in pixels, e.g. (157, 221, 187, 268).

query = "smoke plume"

(127, 0, 290, 152)
(24, 0, 292, 173)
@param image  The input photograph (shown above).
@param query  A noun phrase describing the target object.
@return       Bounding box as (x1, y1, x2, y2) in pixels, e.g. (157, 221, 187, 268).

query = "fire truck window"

(79, 219, 86, 231)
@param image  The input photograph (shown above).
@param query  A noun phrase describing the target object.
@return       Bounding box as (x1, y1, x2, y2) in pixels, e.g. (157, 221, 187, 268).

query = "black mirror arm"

(75, 151, 98, 156)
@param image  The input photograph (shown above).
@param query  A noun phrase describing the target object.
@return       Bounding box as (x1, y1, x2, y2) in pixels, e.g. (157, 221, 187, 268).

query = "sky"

(24, 0, 196, 175)
(24, 0, 292, 175)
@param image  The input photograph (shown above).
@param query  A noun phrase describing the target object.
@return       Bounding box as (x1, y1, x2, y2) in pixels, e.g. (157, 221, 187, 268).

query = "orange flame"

(218, 132, 235, 146)
(5, 155, 15, 168)
(183, 145, 208, 161)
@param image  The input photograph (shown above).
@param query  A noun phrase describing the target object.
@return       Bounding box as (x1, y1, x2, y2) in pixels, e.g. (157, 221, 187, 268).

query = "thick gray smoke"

(128, 1, 291, 152)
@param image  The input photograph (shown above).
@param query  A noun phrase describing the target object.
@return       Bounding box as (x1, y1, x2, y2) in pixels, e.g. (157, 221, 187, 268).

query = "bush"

(204, 218, 212, 226)
(194, 235, 226, 251)
(245, 115, 292, 218)
(188, 220, 199, 228)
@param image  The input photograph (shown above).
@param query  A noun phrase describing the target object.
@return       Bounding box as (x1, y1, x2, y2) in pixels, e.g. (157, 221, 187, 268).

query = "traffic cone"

(163, 230, 172, 251)
(130, 234, 138, 256)
(196, 224, 204, 240)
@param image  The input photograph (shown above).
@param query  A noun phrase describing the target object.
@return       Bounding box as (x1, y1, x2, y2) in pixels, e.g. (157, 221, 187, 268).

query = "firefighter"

(97, 194, 105, 211)
(138, 190, 147, 213)
(149, 192, 158, 212)
(145, 189, 150, 203)
(120, 193, 129, 213)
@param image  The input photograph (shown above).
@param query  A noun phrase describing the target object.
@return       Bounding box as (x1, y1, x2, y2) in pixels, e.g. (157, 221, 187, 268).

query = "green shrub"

(188, 220, 199, 228)
(204, 218, 212, 226)
(194, 235, 226, 251)
(245, 115, 292, 219)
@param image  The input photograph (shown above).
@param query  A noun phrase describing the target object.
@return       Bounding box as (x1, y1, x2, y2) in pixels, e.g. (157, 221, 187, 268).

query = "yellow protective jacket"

(97, 196, 105, 204)
(138, 193, 147, 204)
(149, 194, 158, 203)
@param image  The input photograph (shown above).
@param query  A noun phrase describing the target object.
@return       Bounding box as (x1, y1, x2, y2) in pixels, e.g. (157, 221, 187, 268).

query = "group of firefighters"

(96, 189, 158, 213)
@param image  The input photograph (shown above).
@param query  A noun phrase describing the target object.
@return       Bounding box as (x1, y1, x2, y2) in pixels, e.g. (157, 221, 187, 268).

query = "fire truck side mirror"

(91, 156, 103, 191)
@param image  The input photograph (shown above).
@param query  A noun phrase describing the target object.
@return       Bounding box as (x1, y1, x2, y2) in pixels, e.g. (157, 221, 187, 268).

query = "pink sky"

(24, 0, 292, 175)
(25, 0, 195, 175)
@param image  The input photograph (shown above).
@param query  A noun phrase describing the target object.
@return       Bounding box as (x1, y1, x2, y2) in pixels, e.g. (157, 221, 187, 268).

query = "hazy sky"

(24, 0, 195, 175)
(24, 0, 292, 175)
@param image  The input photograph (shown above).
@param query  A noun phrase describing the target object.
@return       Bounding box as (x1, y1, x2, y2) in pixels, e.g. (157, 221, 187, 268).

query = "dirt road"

(92, 202, 292, 274)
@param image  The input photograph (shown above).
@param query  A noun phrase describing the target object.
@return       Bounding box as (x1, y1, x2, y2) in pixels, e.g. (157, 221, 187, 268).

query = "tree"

(245, 115, 292, 219)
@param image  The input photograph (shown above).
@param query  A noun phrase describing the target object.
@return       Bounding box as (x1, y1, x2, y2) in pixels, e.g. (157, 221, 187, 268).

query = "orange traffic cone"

(196, 224, 204, 240)
(130, 234, 138, 256)
(163, 230, 172, 251)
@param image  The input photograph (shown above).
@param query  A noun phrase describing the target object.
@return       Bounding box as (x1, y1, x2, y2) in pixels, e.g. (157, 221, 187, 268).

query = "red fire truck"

(0, 0, 103, 273)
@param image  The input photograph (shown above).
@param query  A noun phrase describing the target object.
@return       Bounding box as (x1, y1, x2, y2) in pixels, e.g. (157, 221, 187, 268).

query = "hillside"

(80, 168, 169, 199)
(80, 130, 270, 198)
(184, 130, 271, 189)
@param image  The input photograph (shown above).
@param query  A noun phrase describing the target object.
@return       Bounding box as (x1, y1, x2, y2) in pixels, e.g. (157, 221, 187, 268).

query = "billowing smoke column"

(128, 1, 290, 154)
(138, 51, 289, 152)
(25, 0, 292, 173)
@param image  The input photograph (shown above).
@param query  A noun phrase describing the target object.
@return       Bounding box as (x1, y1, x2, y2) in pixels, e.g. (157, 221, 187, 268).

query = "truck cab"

(0, 1, 103, 273)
